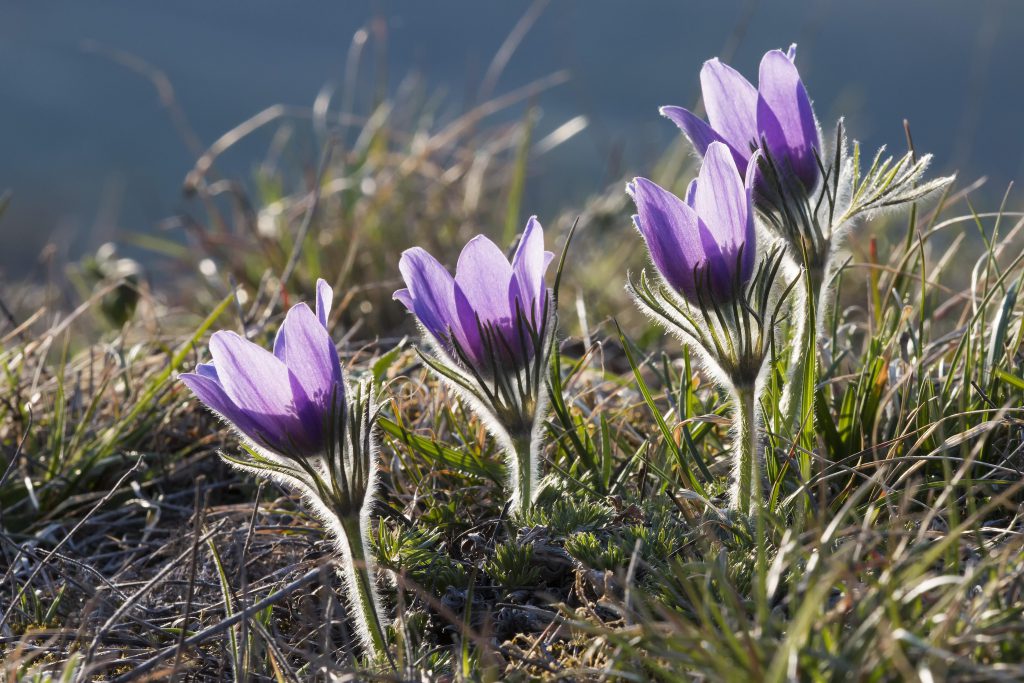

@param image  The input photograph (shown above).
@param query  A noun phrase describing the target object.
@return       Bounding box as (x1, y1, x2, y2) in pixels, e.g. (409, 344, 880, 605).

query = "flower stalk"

(755, 120, 953, 442)
(733, 382, 760, 516)
(507, 430, 536, 513)
(335, 513, 388, 662)
(780, 262, 822, 437)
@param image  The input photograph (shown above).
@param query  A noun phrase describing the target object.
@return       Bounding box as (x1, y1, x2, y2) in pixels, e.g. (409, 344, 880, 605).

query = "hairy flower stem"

(733, 383, 761, 515)
(781, 263, 825, 437)
(334, 514, 388, 664)
(508, 431, 535, 514)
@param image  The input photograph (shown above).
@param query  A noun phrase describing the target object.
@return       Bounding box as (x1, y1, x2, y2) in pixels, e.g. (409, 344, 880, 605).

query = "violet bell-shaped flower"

(179, 279, 390, 662)
(628, 141, 757, 305)
(394, 216, 554, 376)
(662, 44, 821, 194)
(394, 217, 556, 514)
(627, 144, 794, 516)
(180, 279, 342, 460)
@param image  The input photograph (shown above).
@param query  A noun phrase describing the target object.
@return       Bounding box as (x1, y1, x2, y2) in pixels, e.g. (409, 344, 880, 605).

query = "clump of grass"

(519, 495, 615, 536)
(484, 542, 541, 588)
(564, 531, 626, 571)
(373, 522, 470, 593)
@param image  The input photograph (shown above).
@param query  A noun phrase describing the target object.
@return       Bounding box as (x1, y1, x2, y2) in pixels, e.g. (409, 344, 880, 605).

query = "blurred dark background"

(1, 0, 1020, 278)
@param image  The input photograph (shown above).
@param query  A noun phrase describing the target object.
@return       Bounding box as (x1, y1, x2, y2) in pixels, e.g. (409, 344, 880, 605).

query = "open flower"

(394, 216, 553, 374)
(627, 144, 795, 515)
(394, 217, 557, 514)
(179, 279, 389, 662)
(180, 279, 341, 460)
(662, 45, 820, 193)
(628, 141, 756, 304)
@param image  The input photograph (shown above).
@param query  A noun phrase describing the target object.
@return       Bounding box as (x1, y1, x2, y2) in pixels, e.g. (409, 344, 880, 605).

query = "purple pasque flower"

(661, 44, 820, 193)
(628, 141, 756, 304)
(180, 279, 342, 459)
(394, 216, 554, 373)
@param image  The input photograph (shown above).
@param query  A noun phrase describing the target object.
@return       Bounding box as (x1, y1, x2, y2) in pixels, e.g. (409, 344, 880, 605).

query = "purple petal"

(756, 49, 820, 190)
(393, 288, 414, 312)
(627, 177, 705, 301)
(661, 105, 749, 173)
(509, 216, 550, 324)
(196, 363, 219, 380)
(396, 247, 469, 351)
(700, 58, 759, 159)
(454, 234, 514, 329)
(684, 178, 698, 208)
(694, 142, 752, 250)
(315, 278, 333, 328)
(696, 221, 736, 298)
(693, 142, 755, 297)
(786, 43, 797, 62)
(741, 150, 760, 278)
(212, 331, 299, 412)
(273, 302, 343, 410)
(180, 371, 261, 438)
(209, 331, 320, 454)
